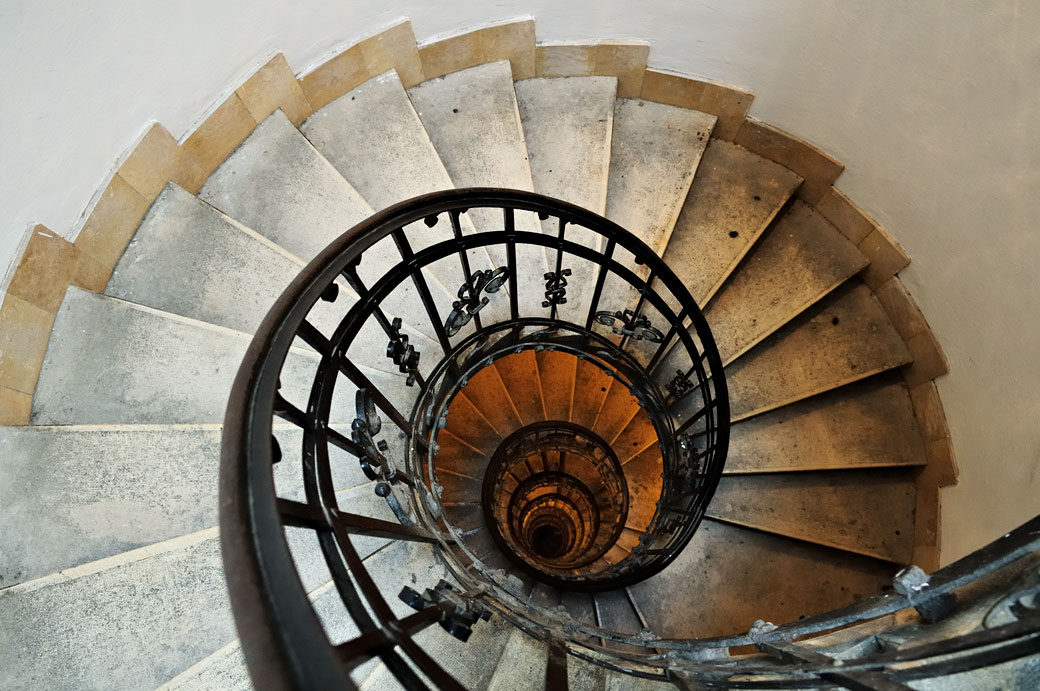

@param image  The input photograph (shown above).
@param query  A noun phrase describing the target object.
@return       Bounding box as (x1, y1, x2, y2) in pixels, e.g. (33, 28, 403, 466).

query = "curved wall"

(2, 0, 1038, 563)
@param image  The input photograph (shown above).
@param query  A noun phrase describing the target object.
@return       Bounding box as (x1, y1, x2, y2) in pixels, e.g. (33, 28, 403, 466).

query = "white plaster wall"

(2, 0, 1038, 563)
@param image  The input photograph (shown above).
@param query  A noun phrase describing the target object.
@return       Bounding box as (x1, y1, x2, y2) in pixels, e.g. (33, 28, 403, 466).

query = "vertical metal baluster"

(619, 270, 654, 351)
(504, 207, 519, 321)
(392, 228, 452, 358)
(550, 217, 567, 321)
(449, 209, 482, 333)
(585, 238, 615, 330)
(646, 306, 687, 374)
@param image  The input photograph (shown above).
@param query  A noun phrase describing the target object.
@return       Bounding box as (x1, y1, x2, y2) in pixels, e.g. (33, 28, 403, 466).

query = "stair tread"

(199, 109, 373, 261)
(594, 589, 646, 654)
(0, 531, 234, 690)
(708, 468, 916, 562)
(535, 350, 576, 422)
(515, 76, 615, 229)
(443, 392, 503, 456)
(487, 629, 548, 691)
(494, 351, 546, 426)
(571, 359, 613, 428)
(591, 379, 638, 443)
(662, 140, 802, 306)
(301, 69, 456, 212)
(726, 281, 912, 421)
(460, 363, 523, 436)
(606, 99, 716, 256)
(433, 430, 489, 478)
(704, 200, 869, 364)
(408, 61, 534, 197)
(622, 446, 664, 532)
(613, 406, 658, 464)
(106, 184, 321, 335)
(727, 376, 926, 473)
(626, 519, 894, 639)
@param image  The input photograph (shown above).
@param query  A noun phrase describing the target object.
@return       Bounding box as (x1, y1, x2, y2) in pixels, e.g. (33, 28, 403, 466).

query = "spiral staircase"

(2, 19, 1039, 691)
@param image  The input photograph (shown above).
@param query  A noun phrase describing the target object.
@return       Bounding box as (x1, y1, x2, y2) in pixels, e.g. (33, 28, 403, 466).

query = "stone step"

(626, 519, 894, 639)
(726, 376, 927, 473)
(536, 349, 576, 422)
(407, 61, 545, 317)
(661, 140, 802, 306)
(495, 350, 546, 426)
(487, 629, 548, 691)
(726, 281, 912, 421)
(30, 288, 400, 425)
(704, 200, 868, 364)
(708, 468, 917, 562)
(605, 99, 716, 257)
(594, 589, 645, 653)
(571, 358, 613, 429)
(591, 379, 639, 444)
(622, 446, 663, 533)
(559, 590, 597, 629)
(301, 70, 457, 213)
(0, 424, 354, 587)
(459, 360, 523, 436)
(432, 429, 489, 479)
(0, 530, 234, 690)
(199, 110, 373, 262)
(442, 391, 503, 456)
(612, 406, 658, 464)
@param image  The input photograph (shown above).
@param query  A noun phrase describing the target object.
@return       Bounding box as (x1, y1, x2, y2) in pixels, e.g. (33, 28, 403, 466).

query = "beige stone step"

(606, 99, 716, 256)
(704, 201, 869, 364)
(571, 358, 612, 428)
(662, 140, 802, 306)
(495, 350, 546, 425)
(594, 589, 645, 653)
(727, 376, 927, 473)
(707, 468, 917, 562)
(592, 379, 639, 443)
(726, 281, 912, 421)
(626, 520, 894, 639)
(536, 350, 576, 422)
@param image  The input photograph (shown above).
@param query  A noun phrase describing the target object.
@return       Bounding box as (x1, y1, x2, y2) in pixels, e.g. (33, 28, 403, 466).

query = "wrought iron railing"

(220, 187, 1039, 689)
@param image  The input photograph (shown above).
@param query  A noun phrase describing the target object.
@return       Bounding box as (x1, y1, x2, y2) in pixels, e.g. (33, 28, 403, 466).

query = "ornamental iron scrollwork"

(678, 433, 704, 492)
(386, 317, 421, 386)
(593, 309, 664, 342)
(542, 268, 572, 307)
(444, 267, 509, 336)
(352, 388, 396, 482)
(666, 369, 695, 399)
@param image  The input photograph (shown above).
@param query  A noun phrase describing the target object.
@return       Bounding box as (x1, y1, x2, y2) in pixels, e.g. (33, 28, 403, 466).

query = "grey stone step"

(606, 99, 716, 257)
(727, 376, 927, 473)
(199, 109, 373, 262)
(407, 61, 545, 318)
(704, 200, 868, 364)
(626, 520, 894, 640)
(0, 424, 358, 588)
(0, 530, 233, 691)
(662, 140, 802, 306)
(708, 468, 917, 562)
(594, 589, 645, 654)
(487, 629, 548, 691)
(301, 70, 457, 212)
(726, 281, 912, 421)
(30, 288, 396, 425)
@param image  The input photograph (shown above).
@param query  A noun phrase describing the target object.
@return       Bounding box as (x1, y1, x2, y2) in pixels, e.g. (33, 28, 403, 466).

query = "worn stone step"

(30, 289, 321, 424)
(622, 446, 663, 533)
(108, 184, 438, 371)
(0, 530, 233, 690)
(606, 99, 716, 257)
(594, 589, 644, 653)
(301, 70, 457, 212)
(612, 406, 658, 464)
(571, 358, 613, 429)
(0, 424, 360, 587)
(487, 629, 548, 691)
(495, 350, 546, 426)
(408, 61, 544, 318)
(432, 429, 489, 479)
(727, 376, 927, 473)
(726, 281, 912, 421)
(459, 361, 523, 436)
(704, 201, 868, 364)
(661, 140, 802, 306)
(443, 391, 503, 457)
(708, 468, 917, 562)
(200, 110, 373, 261)
(627, 520, 894, 639)
(536, 349, 577, 422)
(592, 379, 639, 444)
